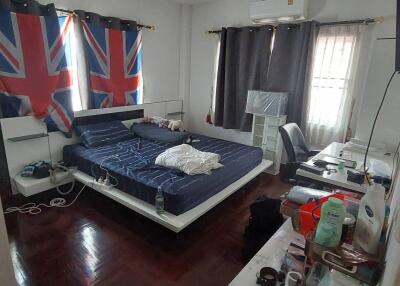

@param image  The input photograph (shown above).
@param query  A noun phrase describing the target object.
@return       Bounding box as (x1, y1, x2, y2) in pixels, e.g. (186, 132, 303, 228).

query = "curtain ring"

(108, 20, 112, 23)
(23, 3, 28, 7)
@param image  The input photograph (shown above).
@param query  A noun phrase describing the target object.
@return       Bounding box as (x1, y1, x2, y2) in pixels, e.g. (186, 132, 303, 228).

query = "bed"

(64, 132, 272, 232)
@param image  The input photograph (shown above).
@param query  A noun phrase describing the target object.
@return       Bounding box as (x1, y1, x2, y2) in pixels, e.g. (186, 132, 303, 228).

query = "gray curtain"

(214, 26, 274, 132)
(266, 21, 319, 129)
(0, 0, 56, 196)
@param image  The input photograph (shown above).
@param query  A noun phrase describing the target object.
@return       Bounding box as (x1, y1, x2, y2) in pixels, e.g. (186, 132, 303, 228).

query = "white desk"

(229, 219, 305, 286)
(296, 142, 393, 194)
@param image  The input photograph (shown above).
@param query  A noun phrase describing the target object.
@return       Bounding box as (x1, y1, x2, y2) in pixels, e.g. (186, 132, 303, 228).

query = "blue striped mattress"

(63, 134, 263, 215)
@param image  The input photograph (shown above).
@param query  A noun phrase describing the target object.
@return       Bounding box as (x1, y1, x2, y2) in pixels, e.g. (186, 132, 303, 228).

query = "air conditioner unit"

(250, 0, 308, 24)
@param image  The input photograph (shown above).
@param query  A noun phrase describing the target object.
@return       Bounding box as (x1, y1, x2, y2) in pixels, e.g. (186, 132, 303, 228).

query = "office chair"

(279, 123, 320, 184)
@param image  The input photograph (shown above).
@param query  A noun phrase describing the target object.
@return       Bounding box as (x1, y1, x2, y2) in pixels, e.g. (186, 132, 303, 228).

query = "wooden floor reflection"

(4, 173, 290, 286)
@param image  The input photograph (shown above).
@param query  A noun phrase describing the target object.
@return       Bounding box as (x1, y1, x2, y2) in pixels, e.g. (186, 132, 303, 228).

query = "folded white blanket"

(155, 144, 223, 175)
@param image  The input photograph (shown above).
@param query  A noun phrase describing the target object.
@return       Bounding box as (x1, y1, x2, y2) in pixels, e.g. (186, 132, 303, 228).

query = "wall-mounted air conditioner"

(250, 0, 308, 24)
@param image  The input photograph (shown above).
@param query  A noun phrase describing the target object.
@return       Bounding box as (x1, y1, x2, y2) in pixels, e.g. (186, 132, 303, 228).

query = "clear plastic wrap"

(246, 91, 288, 116)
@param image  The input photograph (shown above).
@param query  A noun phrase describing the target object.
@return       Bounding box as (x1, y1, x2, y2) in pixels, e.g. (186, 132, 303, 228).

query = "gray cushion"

(131, 123, 189, 144)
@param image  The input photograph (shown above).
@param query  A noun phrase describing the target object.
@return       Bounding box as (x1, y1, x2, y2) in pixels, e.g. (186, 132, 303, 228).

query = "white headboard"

(0, 100, 183, 194)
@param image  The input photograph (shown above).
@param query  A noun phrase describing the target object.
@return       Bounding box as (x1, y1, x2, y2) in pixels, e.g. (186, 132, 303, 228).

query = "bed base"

(73, 159, 273, 233)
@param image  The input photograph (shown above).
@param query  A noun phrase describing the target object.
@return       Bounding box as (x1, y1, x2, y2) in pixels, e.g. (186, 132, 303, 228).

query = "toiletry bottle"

(314, 197, 345, 248)
(354, 182, 385, 254)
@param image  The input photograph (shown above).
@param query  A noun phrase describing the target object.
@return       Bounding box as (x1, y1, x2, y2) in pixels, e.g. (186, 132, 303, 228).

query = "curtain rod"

(56, 8, 156, 31)
(207, 17, 384, 34)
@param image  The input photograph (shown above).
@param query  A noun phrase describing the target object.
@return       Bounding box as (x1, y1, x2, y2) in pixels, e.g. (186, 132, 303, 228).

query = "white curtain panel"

(305, 25, 361, 148)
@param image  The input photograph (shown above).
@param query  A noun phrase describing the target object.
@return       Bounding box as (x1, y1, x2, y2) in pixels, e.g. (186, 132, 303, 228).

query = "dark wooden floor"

(3, 174, 290, 286)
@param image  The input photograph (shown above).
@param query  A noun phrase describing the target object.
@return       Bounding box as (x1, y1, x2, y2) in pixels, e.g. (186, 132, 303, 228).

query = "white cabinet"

(251, 115, 287, 175)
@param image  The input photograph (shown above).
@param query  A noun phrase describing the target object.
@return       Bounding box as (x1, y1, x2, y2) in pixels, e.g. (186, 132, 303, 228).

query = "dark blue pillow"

(131, 123, 188, 144)
(75, 121, 133, 148)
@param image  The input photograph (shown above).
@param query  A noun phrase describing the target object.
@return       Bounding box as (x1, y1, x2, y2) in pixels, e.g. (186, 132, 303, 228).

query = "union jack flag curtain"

(80, 18, 143, 109)
(0, 10, 74, 134)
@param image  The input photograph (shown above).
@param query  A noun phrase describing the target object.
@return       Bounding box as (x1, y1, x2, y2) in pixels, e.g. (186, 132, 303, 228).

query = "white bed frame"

(74, 159, 272, 233)
(1, 101, 273, 232)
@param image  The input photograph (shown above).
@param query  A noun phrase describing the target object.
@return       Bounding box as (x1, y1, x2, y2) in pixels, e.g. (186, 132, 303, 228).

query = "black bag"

(242, 196, 284, 263)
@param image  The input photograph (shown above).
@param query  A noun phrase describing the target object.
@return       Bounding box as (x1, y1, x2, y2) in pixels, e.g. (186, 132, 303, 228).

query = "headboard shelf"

(8, 133, 49, 142)
(167, 112, 185, 116)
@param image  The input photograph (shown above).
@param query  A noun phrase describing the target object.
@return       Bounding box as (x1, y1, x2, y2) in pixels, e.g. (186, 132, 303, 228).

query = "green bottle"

(315, 198, 345, 248)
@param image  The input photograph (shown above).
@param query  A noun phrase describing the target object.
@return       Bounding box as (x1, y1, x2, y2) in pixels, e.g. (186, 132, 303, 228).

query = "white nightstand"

(14, 171, 73, 197)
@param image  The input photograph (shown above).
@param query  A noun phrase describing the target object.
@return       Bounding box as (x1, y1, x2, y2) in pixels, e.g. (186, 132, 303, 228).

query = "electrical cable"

(386, 141, 400, 201)
(47, 131, 76, 195)
(55, 180, 76, 195)
(363, 70, 398, 185)
(3, 185, 86, 215)
(90, 155, 121, 188)
(49, 163, 76, 195)
(99, 156, 119, 187)
(92, 140, 153, 188)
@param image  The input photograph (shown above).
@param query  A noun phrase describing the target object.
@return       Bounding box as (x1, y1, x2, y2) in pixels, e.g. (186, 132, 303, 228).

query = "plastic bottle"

(305, 262, 329, 286)
(314, 197, 345, 248)
(354, 182, 385, 254)
(155, 188, 165, 214)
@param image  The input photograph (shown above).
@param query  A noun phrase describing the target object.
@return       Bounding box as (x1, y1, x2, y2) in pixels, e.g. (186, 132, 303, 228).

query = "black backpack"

(242, 196, 284, 263)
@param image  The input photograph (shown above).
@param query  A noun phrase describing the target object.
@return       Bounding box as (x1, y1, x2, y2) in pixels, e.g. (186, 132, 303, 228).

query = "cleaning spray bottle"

(353, 180, 385, 254)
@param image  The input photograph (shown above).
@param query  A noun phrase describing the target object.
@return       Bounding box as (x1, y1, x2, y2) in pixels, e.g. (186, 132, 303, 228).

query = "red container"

(298, 194, 345, 237)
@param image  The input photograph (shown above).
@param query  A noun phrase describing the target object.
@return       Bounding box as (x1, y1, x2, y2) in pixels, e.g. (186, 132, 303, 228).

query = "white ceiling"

(167, 0, 217, 4)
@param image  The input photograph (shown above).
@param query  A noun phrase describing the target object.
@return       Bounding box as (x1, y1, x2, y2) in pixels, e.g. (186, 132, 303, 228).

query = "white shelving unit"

(251, 115, 287, 175)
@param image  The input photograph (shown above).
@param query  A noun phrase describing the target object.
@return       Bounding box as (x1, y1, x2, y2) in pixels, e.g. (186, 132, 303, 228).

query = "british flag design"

(0, 11, 74, 134)
(81, 21, 143, 109)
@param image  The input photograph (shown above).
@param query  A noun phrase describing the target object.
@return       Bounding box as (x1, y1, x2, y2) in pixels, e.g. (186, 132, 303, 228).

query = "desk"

(296, 142, 393, 194)
(229, 219, 304, 286)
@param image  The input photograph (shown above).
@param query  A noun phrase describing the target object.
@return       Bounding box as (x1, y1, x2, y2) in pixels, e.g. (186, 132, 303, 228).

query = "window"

(211, 38, 221, 115)
(305, 25, 361, 148)
(69, 22, 83, 112)
(64, 14, 144, 112)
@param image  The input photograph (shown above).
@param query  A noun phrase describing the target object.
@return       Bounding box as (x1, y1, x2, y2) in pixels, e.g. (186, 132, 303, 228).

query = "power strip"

(95, 176, 113, 188)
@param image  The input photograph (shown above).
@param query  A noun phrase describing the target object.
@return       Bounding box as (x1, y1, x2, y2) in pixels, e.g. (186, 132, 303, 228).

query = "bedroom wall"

(354, 26, 400, 151)
(40, 0, 184, 105)
(188, 0, 398, 147)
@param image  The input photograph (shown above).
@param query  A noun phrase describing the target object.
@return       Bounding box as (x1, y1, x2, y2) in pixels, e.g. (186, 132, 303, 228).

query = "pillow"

(75, 120, 133, 148)
(131, 123, 189, 144)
